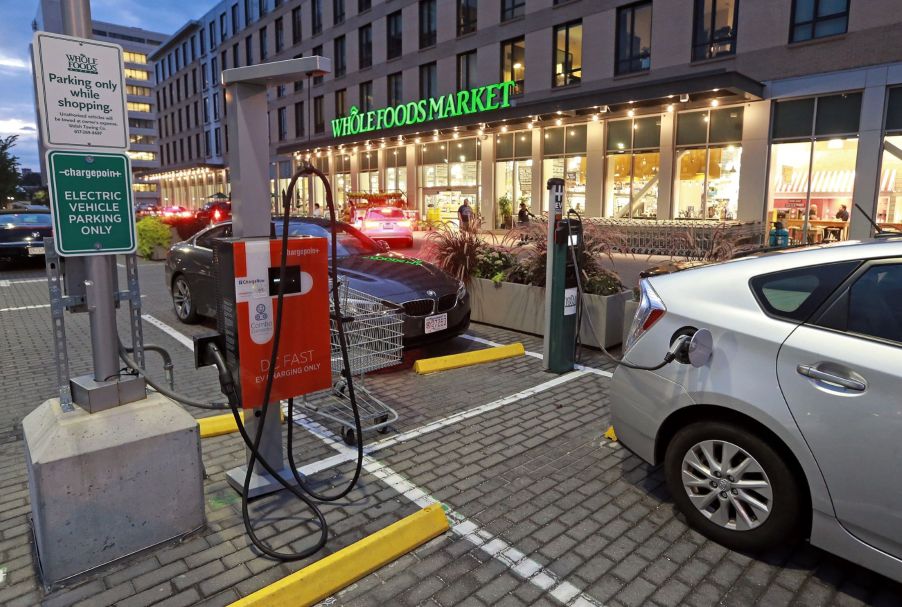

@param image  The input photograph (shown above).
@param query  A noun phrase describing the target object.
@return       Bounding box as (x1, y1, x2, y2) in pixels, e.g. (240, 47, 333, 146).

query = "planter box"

(469, 278, 630, 348)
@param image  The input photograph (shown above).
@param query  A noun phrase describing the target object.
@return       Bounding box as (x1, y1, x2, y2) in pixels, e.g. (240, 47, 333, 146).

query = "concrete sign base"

(23, 394, 205, 589)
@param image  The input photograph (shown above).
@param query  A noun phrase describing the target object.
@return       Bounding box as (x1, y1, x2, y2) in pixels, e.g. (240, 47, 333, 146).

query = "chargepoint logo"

(66, 52, 99, 75)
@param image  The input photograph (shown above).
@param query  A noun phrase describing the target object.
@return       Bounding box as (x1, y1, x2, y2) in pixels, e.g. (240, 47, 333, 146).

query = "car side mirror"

(379, 241, 390, 252)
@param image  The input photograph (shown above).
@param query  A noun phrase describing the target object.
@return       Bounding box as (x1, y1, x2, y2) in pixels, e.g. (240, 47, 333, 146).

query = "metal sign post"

(222, 56, 331, 498)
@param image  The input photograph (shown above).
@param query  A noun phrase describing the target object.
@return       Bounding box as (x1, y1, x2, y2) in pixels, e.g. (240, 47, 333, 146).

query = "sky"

(0, 0, 203, 172)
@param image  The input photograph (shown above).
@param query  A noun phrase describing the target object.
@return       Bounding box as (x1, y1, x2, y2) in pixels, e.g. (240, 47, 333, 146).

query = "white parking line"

(0, 303, 50, 312)
(297, 414, 604, 607)
(461, 333, 613, 378)
(139, 313, 604, 605)
(0, 278, 46, 286)
(141, 314, 195, 349)
(292, 370, 587, 477)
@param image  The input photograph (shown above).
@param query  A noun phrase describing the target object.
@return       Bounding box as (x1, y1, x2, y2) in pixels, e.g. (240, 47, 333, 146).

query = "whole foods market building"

(278, 66, 902, 241)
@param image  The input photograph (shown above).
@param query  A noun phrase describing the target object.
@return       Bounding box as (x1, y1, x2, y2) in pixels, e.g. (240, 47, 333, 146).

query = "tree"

(0, 136, 21, 204)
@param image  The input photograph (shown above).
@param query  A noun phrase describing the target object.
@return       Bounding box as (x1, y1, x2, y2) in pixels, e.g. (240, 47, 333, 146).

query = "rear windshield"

(0, 214, 51, 227)
(366, 208, 405, 219)
(749, 260, 860, 322)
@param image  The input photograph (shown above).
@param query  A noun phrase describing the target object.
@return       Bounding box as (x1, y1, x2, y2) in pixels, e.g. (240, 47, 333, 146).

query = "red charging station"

(214, 236, 333, 406)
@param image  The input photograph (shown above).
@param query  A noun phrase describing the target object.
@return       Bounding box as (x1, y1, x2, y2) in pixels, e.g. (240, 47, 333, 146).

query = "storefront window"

(542, 125, 586, 212)
(420, 138, 480, 225)
(674, 107, 743, 220)
(768, 93, 861, 243)
(385, 147, 407, 193)
(605, 116, 661, 218)
(878, 89, 902, 231)
(358, 151, 379, 192)
(333, 154, 351, 211)
(495, 131, 533, 227)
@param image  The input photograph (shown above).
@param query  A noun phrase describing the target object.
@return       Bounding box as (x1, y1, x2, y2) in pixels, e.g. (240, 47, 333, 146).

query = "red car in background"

(160, 206, 193, 219)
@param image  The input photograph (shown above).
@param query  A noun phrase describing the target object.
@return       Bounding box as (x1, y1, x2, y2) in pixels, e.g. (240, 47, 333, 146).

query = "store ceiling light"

(710, 99, 719, 107)
(501, 125, 508, 132)
(555, 118, 563, 126)
(667, 104, 675, 112)
(680, 93, 690, 103)
(592, 114, 599, 121)
(627, 109, 635, 117)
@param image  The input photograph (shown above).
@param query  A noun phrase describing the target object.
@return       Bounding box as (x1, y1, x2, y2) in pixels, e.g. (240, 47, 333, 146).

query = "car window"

(366, 208, 405, 219)
(749, 261, 860, 322)
(846, 264, 902, 344)
(195, 224, 231, 248)
(0, 214, 51, 227)
(273, 221, 380, 257)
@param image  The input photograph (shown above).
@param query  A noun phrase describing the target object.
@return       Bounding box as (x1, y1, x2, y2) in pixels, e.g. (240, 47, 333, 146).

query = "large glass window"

(292, 7, 302, 44)
(334, 88, 346, 118)
(542, 125, 587, 212)
(312, 0, 323, 35)
(605, 116, 661, 219)
(674, 107, 744, 220)
(358, 151, 379, 192)
(333, 0, 345, 24)
(294, 101, 305, 137)
(277, 106, 287, 141)
(420, 139, 481, 224)
(458, 0, 477, 36)
(790, 0, 849, 43)
(877, 88, 902, 231)
(616, 1, 652, 75)
(457, 51, 477, 90)
(769, 93, 861, 243)
(385, 147, 407, 192)
(359, 80, 373, 112)
(387, 11, 403, 60)
(553, 21, 582, 88)
(420, 0, 437, 49)
(502, 37, 525, 95)
(495, 130, 533, 227)
(387, 72, 403, 106)
(420, 62, 437, 99)
(334, 35, 346, 78)
(502, 0, 525, 21)
(359, 25, 372, 69)
(313, 95, 324, 134)
(692, 0, 738, 61)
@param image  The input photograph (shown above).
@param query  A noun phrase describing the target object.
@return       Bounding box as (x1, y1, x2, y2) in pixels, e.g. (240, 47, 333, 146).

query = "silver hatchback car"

(610, 237, 902, 583)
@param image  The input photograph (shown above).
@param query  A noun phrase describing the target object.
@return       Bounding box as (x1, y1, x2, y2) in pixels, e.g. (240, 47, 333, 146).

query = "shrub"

(136, 217, 172, 258)
(473, 247, 515, 281)
(423, 220, 486, 284)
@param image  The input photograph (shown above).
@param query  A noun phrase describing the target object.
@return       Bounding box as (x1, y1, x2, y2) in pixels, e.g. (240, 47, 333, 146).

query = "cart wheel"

(376, 415, 391, 434)
(342, 427, 356, 445)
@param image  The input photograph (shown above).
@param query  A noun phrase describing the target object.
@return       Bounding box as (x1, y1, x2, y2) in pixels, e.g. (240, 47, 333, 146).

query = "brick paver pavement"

(0, 257, 899, 606)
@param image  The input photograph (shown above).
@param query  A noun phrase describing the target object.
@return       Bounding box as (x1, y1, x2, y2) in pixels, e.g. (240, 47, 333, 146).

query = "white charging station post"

(222, 56, 331, 497)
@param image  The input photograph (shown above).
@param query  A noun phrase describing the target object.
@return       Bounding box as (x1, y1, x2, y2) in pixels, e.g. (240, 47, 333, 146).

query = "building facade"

(34, 1, 165, 206)
(151, 0, 902, 241)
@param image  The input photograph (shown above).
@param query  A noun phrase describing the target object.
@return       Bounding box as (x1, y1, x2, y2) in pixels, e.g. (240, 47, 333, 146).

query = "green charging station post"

(543, 178, 578, 373)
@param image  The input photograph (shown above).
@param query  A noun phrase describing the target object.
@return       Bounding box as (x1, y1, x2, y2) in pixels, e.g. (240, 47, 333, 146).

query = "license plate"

(382, 223, 394, 230)
(424, 313, 448, 334)
(27, 246, 44, 256)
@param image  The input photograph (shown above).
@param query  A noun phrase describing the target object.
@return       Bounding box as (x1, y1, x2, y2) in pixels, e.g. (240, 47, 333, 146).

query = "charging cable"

(565, 209, 688, 372)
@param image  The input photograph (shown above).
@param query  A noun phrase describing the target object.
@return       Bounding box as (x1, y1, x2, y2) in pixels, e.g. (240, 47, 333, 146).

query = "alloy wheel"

(173, 278, 192, 320)
(680, 439, 773, 531)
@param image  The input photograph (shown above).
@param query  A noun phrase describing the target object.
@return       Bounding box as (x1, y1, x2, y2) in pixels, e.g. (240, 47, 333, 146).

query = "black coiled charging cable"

(565, 208, 687, 372)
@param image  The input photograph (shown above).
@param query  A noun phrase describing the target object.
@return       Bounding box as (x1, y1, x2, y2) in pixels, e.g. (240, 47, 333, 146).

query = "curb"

(413, 343, 525, 374)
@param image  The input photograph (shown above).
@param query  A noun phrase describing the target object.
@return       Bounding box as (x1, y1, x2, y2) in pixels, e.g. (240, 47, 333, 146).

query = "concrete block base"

(23, 394, 205, 589)
(227, 464, 301, 499)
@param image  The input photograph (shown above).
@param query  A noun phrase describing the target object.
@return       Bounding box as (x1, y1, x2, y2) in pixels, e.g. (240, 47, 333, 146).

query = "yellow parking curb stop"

(603, 426, 618, 442)
(197, 410, 286, 439)
(414, 343, 525, 374)
(228, 504, 449, 607)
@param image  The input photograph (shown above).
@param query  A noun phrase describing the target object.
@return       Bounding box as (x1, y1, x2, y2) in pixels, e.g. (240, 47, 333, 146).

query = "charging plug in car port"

(670, 328, 699, 365)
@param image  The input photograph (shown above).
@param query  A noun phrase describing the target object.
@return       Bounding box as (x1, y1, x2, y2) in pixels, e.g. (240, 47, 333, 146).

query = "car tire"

(664, 421, 803, 552)
(172, 275, 200, 324)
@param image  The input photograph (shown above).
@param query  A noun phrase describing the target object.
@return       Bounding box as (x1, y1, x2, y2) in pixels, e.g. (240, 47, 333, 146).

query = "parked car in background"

(10, 202, 50, 212)
(354, 206, 414, 248)
(611, 237, 902, 583)
(0, 210, 52, 261)
(160, 206, 193, 219)
(165, 217, 468, 346)
(135, 202, 160, 218)
(195, 201, 231, 225)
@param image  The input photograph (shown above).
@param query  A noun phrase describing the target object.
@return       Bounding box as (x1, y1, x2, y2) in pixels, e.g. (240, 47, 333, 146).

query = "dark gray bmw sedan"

(164, 218, 470, 347)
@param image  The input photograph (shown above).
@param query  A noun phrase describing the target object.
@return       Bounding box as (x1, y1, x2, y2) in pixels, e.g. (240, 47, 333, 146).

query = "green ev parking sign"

(46, 150, 136, 256)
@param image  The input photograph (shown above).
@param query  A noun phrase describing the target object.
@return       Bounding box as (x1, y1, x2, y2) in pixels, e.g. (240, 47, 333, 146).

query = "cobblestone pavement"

(0, 256, 900, 606)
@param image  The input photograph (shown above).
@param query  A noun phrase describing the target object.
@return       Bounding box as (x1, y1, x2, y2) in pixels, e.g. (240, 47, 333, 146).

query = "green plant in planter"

(582, 269, 625, 296)
(473, 247, 515, 280)
(497, 194, 513, 229)
(423, 220, 486, 284)
(136, 217, 172, 259)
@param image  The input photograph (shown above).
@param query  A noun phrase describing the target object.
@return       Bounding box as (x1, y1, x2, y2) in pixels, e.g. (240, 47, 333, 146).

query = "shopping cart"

(299, 281, 404, 444)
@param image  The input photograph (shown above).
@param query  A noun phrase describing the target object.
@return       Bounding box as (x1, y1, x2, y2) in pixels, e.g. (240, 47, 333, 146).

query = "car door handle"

(796, 365, 866, 392)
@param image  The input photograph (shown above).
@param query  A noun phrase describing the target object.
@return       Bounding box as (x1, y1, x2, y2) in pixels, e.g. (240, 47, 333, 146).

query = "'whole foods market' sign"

(331, 81, 517, 138)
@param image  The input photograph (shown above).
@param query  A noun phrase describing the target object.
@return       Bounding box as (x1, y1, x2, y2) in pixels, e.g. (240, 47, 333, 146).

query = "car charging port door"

(214, 235, 333, 407)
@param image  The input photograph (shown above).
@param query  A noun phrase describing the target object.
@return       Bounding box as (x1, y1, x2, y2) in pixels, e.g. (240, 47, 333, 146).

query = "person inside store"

(517, 202, 535, 226)
(313, 203, 323, 218)
(836, 204, 850, 221)
(458, 198, 474, 231)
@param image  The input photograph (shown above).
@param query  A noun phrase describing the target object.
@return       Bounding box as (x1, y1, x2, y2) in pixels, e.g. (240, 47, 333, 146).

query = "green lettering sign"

(330, 81, 517, 139)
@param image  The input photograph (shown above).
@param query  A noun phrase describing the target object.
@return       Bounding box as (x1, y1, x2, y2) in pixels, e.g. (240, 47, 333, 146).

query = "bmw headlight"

(456, 279, 467, 301)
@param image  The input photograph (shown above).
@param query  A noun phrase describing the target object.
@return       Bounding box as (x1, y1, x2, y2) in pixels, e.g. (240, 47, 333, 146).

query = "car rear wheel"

(172, 275, 199, 324)
(664, 421, 803, 552)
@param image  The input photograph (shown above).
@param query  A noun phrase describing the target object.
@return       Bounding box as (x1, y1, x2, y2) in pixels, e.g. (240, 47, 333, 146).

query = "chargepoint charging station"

(543, 178, 583, 373)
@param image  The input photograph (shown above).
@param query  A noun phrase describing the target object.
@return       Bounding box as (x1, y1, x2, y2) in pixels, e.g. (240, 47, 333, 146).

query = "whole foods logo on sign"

(32, 32, 128, 150)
